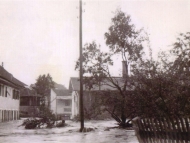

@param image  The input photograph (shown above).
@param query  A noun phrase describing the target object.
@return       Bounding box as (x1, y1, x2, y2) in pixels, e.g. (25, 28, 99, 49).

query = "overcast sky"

(0, 0, 189, 88)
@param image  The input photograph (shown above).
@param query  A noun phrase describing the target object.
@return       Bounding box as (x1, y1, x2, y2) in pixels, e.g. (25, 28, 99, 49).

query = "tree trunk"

(120, 97, 127, 127)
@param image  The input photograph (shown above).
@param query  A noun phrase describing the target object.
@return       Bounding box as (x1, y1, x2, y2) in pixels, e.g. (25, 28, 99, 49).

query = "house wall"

(57, 99, 72, 120)
(0, 84, 20, 122)
(50, 88, 73, 119)
(50, 89, 57, 114)
(20, 96, 40, 106)
(20, 97, 41, 117)
(71, 90, 105, 119)
(71, 91, 94, 118)
(20, 106, 40, 117)
(71, 91, 79, 119)
(57, 99, 63, 114)
(57, 99, 71, 114)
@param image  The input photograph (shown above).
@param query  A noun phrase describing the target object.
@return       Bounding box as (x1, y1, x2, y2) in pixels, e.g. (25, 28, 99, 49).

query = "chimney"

(122, 61, 128, 78)
(2, 62, 3, 67)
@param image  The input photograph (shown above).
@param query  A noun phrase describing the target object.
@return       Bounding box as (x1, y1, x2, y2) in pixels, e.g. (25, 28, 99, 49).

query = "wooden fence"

(132, 117, 190, 143)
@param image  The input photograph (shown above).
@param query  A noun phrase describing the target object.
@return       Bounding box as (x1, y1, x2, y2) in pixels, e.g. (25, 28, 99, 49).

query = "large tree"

(76, 9, 147, 127)
(105, 9, 145, 63)
(130, 32, 190, 119)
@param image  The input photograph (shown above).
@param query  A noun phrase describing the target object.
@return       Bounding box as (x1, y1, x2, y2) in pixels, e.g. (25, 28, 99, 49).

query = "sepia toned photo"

(0, 0, 190, 142)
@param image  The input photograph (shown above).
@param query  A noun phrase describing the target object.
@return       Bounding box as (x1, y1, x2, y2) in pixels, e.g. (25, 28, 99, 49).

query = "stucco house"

(0, 65, 26, 122)
(50, 84, 72, 120)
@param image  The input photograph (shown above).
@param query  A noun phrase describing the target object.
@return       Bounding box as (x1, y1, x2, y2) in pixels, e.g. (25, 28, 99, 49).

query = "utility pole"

(79, 0, 84, 132)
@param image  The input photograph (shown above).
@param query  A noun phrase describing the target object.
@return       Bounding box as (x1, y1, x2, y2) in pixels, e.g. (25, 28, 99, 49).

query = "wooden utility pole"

(79, 0, 84, 132)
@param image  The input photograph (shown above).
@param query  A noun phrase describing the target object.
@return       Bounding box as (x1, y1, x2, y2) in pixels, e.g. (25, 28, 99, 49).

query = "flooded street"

(0, 119, 139, 143)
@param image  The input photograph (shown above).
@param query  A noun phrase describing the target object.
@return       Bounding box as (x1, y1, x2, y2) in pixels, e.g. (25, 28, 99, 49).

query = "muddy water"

(0, 119, 139, 143)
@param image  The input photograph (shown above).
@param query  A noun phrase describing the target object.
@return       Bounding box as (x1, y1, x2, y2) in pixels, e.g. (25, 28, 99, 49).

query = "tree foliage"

(171, 32, 190, 72)
(76, 7, 190, 126)
(105, 9, 145, 63)
(76, 9, 146, 127)
(131, 32, 190, 118)
(34, 74, 55, 106)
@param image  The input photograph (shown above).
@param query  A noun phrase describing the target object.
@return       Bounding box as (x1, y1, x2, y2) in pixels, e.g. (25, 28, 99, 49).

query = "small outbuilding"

(20, 88, 41, 117)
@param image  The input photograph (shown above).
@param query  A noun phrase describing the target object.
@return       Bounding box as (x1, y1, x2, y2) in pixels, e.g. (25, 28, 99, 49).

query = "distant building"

(20, 87, 41, 117)
(69, 61, 130, 119)
(50, 83, 72, 120)
(69, 77, 120, 119)
(0, 65, 26, 122)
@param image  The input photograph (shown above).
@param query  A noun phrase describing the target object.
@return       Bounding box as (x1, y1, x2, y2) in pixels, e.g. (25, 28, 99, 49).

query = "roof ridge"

(0, 66, 26, 87)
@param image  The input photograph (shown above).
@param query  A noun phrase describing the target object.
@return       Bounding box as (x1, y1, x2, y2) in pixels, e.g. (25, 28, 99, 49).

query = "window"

(15, 91, 17, 99)
(64, 108, 71, 112)
(12, 90, 19, 100)
(5, 87, 7, 97)
(16, 91, 19, 100)
(65, 100, 71, 106)
(1, 85, 4, 97)
(20, 97, 29, 106)
(12, 90, 15, 99)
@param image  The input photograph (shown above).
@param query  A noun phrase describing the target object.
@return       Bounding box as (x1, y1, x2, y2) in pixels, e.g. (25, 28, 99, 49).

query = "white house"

(50, 84, 72, 120)
(0, 65, 26, 122)
(69, 77, 86, 119)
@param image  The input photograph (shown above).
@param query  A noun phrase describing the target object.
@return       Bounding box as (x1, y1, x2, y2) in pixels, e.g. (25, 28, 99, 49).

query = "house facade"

(50, 84, 72, 120)
(69, 78, 80, 119)
(69, 61, 130, 119)
(0, 65, 26, 122)
(20, 87, 41, 117)
(69, 77, 119, 119)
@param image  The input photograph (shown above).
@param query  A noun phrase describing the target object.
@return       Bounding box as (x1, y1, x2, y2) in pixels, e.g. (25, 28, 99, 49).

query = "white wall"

(50, 89, 73, 118)
(50, 89, 57, 114)
(71, 91, 79, 119)
(57, 99, 72, 115)
(57, 100, 64, 114)
(0, 85, 19, 110)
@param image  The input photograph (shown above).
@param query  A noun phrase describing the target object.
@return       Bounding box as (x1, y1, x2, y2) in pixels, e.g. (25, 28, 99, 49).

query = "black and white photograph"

(0, 0, 190, 142)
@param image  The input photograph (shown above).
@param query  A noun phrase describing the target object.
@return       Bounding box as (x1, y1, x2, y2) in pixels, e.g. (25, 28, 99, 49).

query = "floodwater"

(0, 119, 139, 143)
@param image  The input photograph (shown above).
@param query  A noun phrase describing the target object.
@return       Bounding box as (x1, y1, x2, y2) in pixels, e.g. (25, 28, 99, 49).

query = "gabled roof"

(20, 88, 41, 97)
(53, 89, 70, 96)
(69, 77, 82, 91)
(54, 83, 67, 90)
(52, 83, 70, 96)
(69, 77, 130, 91)
(0, 66, 26, 88)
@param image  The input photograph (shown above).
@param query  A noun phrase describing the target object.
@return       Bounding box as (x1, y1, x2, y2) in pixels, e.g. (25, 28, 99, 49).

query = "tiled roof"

(69, 77, 128, 91)
(0, 66, 26, 88)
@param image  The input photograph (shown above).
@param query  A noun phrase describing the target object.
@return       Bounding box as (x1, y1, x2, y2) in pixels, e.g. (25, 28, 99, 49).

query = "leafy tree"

(76, 7, 190, 125)
(75, 9, 147, 127)
(169, 32, 190, 116)
(34, 74, 55, 107)
(105, 9, 145, 63)
(171, 32, 190, 73)
(26, 74, 56, 125)
(130, 32, 190, 119)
